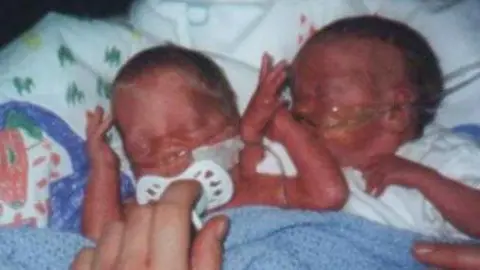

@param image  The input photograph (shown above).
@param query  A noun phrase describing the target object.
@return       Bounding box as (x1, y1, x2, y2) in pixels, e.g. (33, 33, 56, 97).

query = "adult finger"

(122, 199, 138, 218)
(413, 242, 480, 269)
(191, 216, 229, 270)
(149, 181, 202, 270)
(71, 248, 95, 270)
(92, 222, 125, 270)
(115, 206, 153, 270)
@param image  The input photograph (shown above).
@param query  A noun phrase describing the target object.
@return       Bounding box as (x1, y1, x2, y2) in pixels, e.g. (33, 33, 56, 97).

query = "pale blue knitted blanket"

(0, 207, 428, 269)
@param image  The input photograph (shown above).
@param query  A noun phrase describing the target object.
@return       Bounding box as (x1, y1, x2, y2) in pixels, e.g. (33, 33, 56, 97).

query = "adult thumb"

(413, 242, 480, 269)
(191, 216, 229, 270)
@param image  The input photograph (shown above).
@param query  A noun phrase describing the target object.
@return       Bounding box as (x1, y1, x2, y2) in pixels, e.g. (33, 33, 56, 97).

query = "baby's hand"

(267, 105, 316, 143)
(86, 106, 118, 170)
(241, 53, 287, 142)
(239, 54, 287, 177)
(362, 155, 439, 197)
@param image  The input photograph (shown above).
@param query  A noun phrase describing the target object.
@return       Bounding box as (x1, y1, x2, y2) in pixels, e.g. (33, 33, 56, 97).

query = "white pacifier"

(136, 160, 234, 230)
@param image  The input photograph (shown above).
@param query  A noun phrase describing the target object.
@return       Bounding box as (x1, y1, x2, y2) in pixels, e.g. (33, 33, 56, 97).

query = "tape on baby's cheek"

(191, 137, 244, 169)
(323, 130, 356, 145)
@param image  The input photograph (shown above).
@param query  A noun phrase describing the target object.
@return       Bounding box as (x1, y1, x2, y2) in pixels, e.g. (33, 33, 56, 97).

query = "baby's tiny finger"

(86, 112, 95, 136)
(265, 53, 273, 70)
(272, 69, 287, 91)
(364, 173, 380, 195)
(259, 53, 269, 80)
(95, 105, 104, 115)
(97, 114, 113, 136)
(270, 61, 287, 77)
(268, 63, 287, 84)
(368, 172, 388, 197)
(90, 109, 102, 126)
(261, 63, 287, 96)
(372, 184, 386, 197)
(365, 180, 375, 195)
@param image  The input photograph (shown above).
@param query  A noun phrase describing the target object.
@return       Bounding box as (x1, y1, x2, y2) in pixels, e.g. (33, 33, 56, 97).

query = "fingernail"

(215, 218, 229, 241)
(370, 188, 377, 196)
(415, 246, 433, 255)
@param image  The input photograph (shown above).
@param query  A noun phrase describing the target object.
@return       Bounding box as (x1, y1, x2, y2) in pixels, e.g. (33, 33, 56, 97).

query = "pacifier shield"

(136, 160, 234, 210)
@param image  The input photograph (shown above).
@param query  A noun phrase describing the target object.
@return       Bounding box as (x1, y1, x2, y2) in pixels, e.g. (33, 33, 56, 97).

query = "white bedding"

(129, 0, 480, 129)
(1, 0, 480, 228)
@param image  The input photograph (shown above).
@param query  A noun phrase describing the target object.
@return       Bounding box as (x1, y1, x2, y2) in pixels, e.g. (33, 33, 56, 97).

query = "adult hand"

(72, 181, 229, 270)
(413, 242, 480, 269)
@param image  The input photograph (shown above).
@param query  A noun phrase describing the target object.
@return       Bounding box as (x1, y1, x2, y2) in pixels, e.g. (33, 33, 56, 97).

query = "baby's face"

(292, 37, 409, 167)
(113, 68, 238, 178)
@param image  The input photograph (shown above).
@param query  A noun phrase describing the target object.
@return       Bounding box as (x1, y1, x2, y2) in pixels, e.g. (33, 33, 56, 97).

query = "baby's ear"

(382, 86, 414, 134)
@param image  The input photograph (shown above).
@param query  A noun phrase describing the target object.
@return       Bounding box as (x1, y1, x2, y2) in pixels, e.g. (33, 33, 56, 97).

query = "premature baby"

(82, 45, 243, 240)
(234, 15, 480, 239)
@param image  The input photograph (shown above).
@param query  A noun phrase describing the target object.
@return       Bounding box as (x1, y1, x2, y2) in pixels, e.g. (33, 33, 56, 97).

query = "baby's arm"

(415, 174, 480, 238)
(82, 107, 124, 241)
(237, 54, 347, 210)
(270, 107, 348, 210)
(240, 54, 287, 177)
(82, 166, 123, 240)
(363, 154, 480, 238)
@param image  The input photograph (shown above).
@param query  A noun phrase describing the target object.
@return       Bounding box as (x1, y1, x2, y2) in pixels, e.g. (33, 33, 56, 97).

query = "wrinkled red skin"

(226, 54, 348, 211)
(82, 69, 239, 241)
(227, 106, 349, 211)
(83, 38, 480, 242)
(229, 37, 480, 239)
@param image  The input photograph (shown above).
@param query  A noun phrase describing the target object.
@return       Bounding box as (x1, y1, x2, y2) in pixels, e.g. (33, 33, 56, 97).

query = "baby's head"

(112, 45, 240, 178)
(292, 16, 443, 168)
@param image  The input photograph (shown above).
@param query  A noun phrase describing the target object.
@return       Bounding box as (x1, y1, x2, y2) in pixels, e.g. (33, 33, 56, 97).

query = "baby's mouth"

(134, 155, 193, 180)
(160, 154, 196, 177)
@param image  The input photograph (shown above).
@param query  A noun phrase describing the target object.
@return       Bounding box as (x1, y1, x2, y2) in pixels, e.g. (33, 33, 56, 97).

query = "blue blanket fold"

(0, 228, 93, 270)
(0, 207, 428, 270)
(220, 207, 427, 270)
